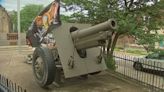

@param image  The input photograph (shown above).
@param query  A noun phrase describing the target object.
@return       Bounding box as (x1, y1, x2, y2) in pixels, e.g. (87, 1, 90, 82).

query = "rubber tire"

(133, 62, 143, 71)
(33, 47, 56, 88)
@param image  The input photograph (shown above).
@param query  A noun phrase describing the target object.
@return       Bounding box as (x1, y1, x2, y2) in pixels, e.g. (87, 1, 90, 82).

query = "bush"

(159, 50, 164, 56)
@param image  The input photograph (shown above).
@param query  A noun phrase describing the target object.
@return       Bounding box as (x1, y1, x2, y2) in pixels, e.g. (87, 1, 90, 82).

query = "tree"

(62, 0, 164, 55)
(62, 0, 164, 69)
(11, 4, 43, 32)
(10, 11, 17, 32)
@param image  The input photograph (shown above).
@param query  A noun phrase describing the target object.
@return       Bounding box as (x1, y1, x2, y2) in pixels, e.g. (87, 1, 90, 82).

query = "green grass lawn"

(114, 47, 148, 56)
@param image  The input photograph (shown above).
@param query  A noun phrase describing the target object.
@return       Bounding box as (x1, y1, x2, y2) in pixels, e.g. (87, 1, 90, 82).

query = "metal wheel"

(34, 57, 45, 80)
(33, 47, 56, 88)
(133, 62, 143, 71)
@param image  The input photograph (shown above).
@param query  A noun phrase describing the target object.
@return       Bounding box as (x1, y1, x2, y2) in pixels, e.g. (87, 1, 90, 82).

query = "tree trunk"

(108, 32, 120, 58)
(107, 32, 114, 55)
(107, 36, 112, 55)
(105, 32, 120, 70)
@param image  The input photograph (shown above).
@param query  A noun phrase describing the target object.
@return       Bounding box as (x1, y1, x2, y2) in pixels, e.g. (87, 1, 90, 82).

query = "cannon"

(32, 19, 117, 87)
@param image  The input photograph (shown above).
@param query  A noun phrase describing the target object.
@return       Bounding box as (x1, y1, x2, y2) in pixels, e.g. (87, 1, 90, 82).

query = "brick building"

(0, 5, 12, 33)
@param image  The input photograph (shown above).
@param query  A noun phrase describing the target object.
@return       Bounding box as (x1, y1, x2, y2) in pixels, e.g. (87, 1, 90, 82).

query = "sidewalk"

(0, 45, 28, 49)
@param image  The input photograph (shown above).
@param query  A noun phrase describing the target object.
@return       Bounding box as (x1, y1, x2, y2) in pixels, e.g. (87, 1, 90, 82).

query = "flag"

(26, 0, 61, 47)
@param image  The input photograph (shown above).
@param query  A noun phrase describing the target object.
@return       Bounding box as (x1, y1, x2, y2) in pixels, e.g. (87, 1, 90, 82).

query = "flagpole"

(17, 0, 21, 51)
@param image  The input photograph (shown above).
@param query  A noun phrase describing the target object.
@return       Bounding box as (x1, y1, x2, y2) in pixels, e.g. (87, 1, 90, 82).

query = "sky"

(0, 0, 73, 15)
(0, 0, 52, 11)
(0, 0, 159, 15)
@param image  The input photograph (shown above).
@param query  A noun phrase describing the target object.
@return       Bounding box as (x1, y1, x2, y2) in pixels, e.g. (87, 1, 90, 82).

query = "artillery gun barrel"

(71, 19, 116, 40)
(75, 31, 112, 49)
(71, 19, 117, 50)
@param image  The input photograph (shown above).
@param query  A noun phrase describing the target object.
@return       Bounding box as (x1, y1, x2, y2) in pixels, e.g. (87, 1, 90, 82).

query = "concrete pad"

(0, 46, 149, 92)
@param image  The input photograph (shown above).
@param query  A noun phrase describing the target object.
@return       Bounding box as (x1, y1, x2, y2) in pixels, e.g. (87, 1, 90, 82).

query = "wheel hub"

(34, 57, 44, 79)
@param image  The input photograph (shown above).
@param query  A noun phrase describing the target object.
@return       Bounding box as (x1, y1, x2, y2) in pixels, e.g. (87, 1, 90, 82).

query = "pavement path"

(0, 46, 150, 92)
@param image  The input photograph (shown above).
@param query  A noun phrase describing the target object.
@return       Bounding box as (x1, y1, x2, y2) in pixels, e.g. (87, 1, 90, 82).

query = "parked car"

(133, 51, 164, 72)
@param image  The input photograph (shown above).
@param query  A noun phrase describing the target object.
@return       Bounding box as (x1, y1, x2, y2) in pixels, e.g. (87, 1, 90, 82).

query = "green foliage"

(159, 50, 164, 56)
(63, 0, 117, 24)
(20, 4, 43, 32)
(105, 57, 116, 70)
(62, 0, 164, 53)
(11, 4, 43, 32)
(10, 11, 17, 32)
(63, 0, 164, 68)
(159, 35, 164, 42)
(60, 15, 70, 22)
(126, 49, 147, 55)
(146, 50, 164, 59)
